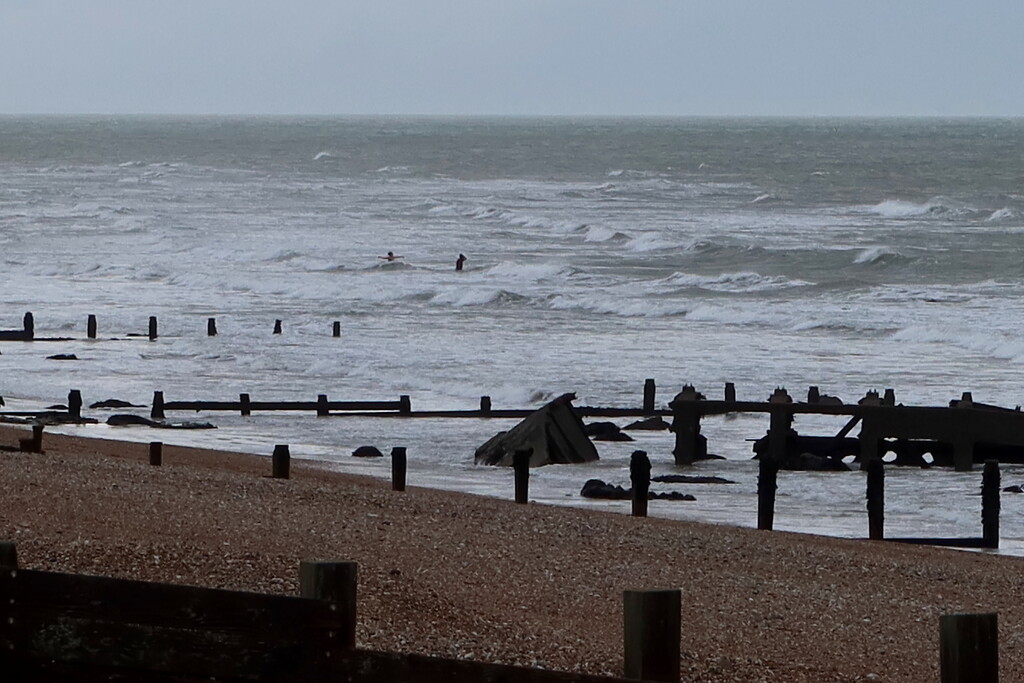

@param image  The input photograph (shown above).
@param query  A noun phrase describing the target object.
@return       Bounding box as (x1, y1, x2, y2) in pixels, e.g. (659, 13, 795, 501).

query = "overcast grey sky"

(2, 1, 1021, 116)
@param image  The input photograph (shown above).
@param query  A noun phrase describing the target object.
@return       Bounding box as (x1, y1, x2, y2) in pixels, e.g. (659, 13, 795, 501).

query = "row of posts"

(12, 313, 346, 340)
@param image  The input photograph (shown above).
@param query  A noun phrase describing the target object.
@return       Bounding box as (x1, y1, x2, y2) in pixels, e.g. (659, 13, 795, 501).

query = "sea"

(4, 115, 1024, 553)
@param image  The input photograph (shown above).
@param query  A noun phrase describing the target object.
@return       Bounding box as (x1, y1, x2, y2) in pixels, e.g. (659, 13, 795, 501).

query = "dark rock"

(90, 399, 142, 409)
(623, 416, 670, 431)
(106, 414, 215, 429)
(652, 474, 734, 484)
(580, 479, 697, 501)
(585, 421, 634, 441)
(475, 393, 599, 467)
(581, 479, 630, 499)
(352, 446, 384, 458)
(1003, 485, 1024, 494)
(47, 354, 78, 361)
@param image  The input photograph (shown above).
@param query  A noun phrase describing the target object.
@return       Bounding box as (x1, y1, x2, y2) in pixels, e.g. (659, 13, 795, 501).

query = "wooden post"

(671, 386, 702, 466)
(299, 561, 358, 650)
(953, 396, 975, 472)
(87, 314, 97, 339)
(807, 386, 820, 403)
(332, 321, 341, 337)
(940, 613, 998, 683)
(643, 379, 656, 413)
(724, 382, 736, 403)
(148, 316, 158, 340)
(982, 460, 1000, 549)
(513, 448, 531, 504)
(20, 424, 43, 453)
(317, 394, 329, 417)
(391, 447, 407, 491)
(768, 404, 789, 464)
(631, 450, 651, 518)
(151, 391, 165, 420)
(67, 389, 82, 420)
(240, 393, 251, 416)
(399, 395, 411, 415)
(149, 441, 163, 466)
(272, 445, 290, 479)
(479, 396, 491, 415)
(207, 318, 217, 336)
(0, 541, 17, 569)
(757, 455, 778, 531)
(273, 319, 282, 334)
(858, 414, 880, 471)
(623, 589, 681, 683)
(866, 458, 884, 540)
(23, 311, 34, 339)
(883, 388, 896, 406)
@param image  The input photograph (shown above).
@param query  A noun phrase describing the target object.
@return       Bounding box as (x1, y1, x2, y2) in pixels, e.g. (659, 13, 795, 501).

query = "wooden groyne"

(671, 385, 1024, 471)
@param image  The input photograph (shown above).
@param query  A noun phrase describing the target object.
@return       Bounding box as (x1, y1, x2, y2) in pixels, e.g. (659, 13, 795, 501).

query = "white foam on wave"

(987, 207, 1014, 221)
(583, 225, 629, 243)
(430, 287, 528, 307)
(313, 151, 333, 161)
(662, 271, 812, 293)
(487, 261, 573, 282)
(861, 197, 976, 219)
(548, 294, 689, 317)
(854, 246, 902, 265)
(467, 205, 586, 234)
(893, 324, 1024, 363)
(625, 232, 678, 252)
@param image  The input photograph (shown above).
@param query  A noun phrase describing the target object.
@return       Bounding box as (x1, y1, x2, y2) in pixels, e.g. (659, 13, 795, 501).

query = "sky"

(1, 1, 1022, 117)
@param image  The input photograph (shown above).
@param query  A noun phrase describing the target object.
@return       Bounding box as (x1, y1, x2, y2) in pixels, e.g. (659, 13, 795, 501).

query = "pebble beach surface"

(1, 424, 1021, 682)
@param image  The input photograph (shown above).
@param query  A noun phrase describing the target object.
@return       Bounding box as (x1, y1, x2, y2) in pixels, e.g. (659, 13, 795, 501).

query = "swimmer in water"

(378, 251, 403, 262)
(455, 253, 466, 271)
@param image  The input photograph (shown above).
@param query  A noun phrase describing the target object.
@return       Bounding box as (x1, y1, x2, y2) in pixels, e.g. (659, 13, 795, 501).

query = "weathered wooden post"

(273, 319, 282, 334)
(767, 388, 791, 464)
(20, 424, 43, 453)
(724, 382, 736, 403)
(883, 388, 896, 406)
(670, 385, 703, 466)
(953, 395, 976, 472)
(151, 391, 165, 420)
(0, 541, 17, 568)
(399, 395, 411, 415)
(513, 448, 531, 504)
(272, 445, 290, 479)
(317, 394, 329, 417)
(866, 458, 884, 540)
(982, 460, 1000, 549)
(207, 318, 218, 336)
(858, 410, 880, 471)
(643, 378, 656, 413)
(479, 396, 492, 415)
(757, 454, 778, 531)
(148, 316, 158, 340)
(67, 389, 82, 420)
(807, 386, 820, 404)
(23, 312, 34, 339)
(332, 321, 341, 338)
(391, 447, 407, 491)
(299, 560, 358, 650)
(87, 314, 97, 339)
(240, 393, 251, 416)
(940, 613, 998, 683)
(631, 450, 651, 518)
(623, 589, 681, 682)
(149, 441, 163, 466)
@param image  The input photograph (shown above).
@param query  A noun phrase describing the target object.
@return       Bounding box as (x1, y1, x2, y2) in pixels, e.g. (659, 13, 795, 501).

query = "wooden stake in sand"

(940, 613, 998, 683)
(623, 589, 681, 682)
(272, 445, 290, 479)
(299, 560, 358, 650)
